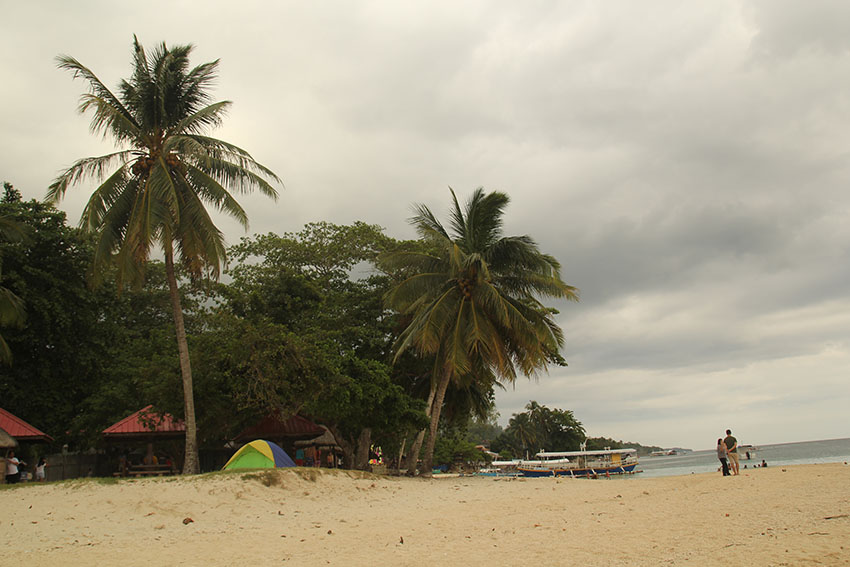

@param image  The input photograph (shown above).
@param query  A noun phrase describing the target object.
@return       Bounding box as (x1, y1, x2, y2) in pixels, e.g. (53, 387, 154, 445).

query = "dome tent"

(222, 439, 296, 470)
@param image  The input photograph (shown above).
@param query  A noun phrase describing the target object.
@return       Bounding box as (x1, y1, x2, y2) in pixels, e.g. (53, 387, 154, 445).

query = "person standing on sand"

(724, 429, 739, 475)
(4, 450, 25, 484)
(716, 438, 729, 476)
(35, 457, 47, 481)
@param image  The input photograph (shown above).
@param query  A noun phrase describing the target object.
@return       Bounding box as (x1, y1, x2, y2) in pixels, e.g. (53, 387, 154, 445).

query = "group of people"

(3, 451, 47, 484)
(716, 429, 739, 476)
(716, 429, 768, 475)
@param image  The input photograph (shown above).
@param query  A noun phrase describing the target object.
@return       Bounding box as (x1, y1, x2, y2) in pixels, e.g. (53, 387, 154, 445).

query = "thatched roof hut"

(0, 426, 17, 449)
(294, 425, 341, 451)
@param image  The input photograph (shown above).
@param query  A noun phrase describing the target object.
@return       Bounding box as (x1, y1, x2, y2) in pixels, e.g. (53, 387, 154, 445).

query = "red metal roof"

(235, 413, 323, 442)
(102, 405, 186, 438)
(0, 407, 54, 441)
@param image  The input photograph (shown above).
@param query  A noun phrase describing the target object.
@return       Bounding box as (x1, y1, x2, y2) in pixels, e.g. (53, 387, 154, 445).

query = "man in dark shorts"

(724, 429, 739, 475)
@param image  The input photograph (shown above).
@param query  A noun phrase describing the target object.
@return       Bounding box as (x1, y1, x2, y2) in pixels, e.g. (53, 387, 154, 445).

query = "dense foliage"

(490, 401, 586, 458)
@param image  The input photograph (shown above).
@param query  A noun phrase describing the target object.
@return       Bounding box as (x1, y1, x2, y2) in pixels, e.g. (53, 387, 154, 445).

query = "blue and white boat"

(517, 448, 639, 478)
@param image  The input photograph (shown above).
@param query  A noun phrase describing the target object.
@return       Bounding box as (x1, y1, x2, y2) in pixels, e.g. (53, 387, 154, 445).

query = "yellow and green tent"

(222, 439, 296, 470)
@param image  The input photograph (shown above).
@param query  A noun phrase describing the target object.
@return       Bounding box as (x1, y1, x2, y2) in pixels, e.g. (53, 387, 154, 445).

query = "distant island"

(585, 437, 691, 456)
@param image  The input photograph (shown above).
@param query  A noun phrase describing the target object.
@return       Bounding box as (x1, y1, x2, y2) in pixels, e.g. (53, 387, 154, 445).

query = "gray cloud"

(3, 1, 849, 449)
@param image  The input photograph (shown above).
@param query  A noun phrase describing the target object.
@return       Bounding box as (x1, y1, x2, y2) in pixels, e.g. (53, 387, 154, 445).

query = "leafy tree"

(0, 183, 28, 363)
(0, 197, 130, 445)
(464, 414, 504, 446)
(433, 428, 488, 469)
(47, 37, 280, 473)
(584, 437, 623, 451)
(494, 401, 586, 456)
(382, 188, 578, 475)
(210, 222, 427, 468)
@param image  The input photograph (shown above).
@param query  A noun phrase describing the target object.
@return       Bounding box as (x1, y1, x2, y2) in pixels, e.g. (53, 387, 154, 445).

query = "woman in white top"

(4, 450, 25, 484)
(716, 438, 729, 476)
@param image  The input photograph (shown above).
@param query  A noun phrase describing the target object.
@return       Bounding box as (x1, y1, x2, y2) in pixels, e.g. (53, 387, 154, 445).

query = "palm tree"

(508, 412, 538, 459)
(383, 188, 577, 475)
(47, 37, 280, 474)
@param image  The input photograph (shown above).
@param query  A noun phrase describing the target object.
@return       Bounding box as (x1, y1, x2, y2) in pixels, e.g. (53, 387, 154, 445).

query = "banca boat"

(517, 448, 639, 478)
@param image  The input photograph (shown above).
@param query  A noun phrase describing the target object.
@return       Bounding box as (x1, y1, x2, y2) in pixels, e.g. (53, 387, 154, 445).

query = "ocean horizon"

(636, 436, 850, 479)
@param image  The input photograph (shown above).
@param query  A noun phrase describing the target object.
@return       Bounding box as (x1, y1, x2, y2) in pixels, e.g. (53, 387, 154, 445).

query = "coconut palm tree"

(47, 37, 280, 474)
(383, 188, 577, 475)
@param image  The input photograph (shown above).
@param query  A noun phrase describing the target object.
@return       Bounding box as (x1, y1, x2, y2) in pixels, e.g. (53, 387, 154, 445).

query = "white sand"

(1, 463, 849, 566)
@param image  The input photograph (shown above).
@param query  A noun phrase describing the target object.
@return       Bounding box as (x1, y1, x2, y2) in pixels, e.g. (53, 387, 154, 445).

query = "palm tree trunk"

(405, 430, 426, 476)
(420, 369, 452, 477)
(164, 246, 199, 475)
(406, 381, 437, 476)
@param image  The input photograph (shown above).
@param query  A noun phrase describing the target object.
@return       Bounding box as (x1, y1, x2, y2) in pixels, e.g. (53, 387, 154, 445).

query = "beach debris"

(327, 529, 333, 535)
(182, 517, 194, 525)
(824, 514, 848, 520)
(399, 536, 404, 544)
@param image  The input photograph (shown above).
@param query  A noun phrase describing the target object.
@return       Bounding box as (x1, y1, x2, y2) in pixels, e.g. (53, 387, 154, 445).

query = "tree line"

(1, 37, 578, 475)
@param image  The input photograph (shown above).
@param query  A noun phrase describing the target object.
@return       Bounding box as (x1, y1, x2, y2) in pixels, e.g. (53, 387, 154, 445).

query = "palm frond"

(55, 55, 137, 128)
(167, 101, 230, 136)
(0, 286, 26, 327)
(184, 164, 249, 227)
(47, 151, 136, 202)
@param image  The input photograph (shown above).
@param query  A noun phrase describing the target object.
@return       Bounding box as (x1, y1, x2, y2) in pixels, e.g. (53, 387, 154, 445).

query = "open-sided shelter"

(102, 405, 186, 440)
(103, 406, 185, 471)
(294, 425, 343, 468)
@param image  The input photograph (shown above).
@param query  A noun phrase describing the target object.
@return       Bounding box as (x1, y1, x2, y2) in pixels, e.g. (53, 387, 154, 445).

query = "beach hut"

(222, 440, 296, 470)
(294, 425, 343, 468)
(234, 412, 324, 444)
(234, 412, 324, 461)
(102, 406, 186, 474)
(0, 407, 54, 442)
(0, 409, 50, 483)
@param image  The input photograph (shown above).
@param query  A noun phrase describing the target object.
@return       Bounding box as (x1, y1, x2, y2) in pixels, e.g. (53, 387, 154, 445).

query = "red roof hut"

(0, 407, 53, 442)
(102, 405, 185, 440)
(103, 406, 186, 473)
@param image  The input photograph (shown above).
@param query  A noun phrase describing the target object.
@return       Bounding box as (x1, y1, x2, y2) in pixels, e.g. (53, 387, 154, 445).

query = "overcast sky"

(3, 1, 849, 450)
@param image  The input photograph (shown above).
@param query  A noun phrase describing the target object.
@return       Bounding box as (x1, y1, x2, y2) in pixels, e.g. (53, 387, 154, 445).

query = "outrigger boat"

(476, 459, 522, 477)
(517, 448, 639, 478)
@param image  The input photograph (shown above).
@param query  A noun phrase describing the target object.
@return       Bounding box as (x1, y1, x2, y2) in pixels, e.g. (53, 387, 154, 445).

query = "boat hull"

(518, 463, 638, 478)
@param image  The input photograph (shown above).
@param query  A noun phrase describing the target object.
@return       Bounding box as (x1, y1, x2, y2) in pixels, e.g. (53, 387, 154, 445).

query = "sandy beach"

(1, 463, 848, 566)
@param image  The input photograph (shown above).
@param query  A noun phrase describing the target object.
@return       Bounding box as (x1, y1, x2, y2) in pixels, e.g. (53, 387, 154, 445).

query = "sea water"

(636, 437, 850, 479)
